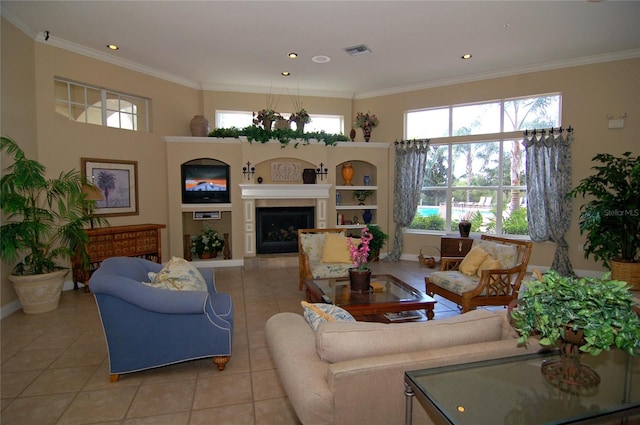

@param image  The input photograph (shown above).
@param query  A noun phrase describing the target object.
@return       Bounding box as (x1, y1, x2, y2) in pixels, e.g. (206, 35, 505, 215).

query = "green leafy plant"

(190, 227, 224, 255)
(365, 224, 388, 257)
(410, 214, 446, 231)
(502, 207, 529, 235)
(0, 136, 107, 275)
(568, 152, 640, 268)
(510, 270, 640, 356)
(208, 126, 348, 147)
(288, 108, 311, 125)
(352, 190, 374, 204)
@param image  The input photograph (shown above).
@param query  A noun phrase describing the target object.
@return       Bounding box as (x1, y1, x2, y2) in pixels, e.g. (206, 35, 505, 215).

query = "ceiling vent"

(344, 44, 371, 56)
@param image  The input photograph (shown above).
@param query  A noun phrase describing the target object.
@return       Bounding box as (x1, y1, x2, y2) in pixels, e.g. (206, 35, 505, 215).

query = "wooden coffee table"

(304, 274, 436, 322)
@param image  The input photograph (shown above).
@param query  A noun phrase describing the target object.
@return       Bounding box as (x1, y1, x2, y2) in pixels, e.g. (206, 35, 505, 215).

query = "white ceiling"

(3, 1, 640, 99)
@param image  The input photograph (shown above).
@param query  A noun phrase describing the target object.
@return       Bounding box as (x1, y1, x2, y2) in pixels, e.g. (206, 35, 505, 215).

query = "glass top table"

(404, 349, 640, 425)
(304, 274, 436, 321)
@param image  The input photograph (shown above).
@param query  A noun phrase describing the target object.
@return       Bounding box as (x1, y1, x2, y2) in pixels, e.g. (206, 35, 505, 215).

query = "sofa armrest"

(91, 275, 210, 314)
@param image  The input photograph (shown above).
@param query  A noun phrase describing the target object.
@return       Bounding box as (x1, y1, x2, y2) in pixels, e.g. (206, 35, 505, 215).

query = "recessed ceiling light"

(312, 55, 331, 63)
(461, 54, 472, 60)
(281, 71, 290, 76)
(288, 52, 298, 59)
(106, 44, 119, 51)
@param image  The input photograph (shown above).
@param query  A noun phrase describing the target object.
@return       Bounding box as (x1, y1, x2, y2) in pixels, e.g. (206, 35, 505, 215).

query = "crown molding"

(199, 83, 354, 99)
(354, 49, 640, 100)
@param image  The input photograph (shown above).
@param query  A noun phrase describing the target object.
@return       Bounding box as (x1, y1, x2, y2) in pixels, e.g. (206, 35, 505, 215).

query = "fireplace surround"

(256, 206, 314, 254)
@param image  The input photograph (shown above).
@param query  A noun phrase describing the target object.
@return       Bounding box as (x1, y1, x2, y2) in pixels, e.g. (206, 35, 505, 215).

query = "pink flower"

(348, 227, 374, 271)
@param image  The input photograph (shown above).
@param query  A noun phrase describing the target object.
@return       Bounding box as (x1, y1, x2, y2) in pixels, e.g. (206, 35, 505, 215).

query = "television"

(181, 162, 231, 204)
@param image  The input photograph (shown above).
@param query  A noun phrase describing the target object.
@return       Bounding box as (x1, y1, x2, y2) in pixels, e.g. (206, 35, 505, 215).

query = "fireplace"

(256, 207, 315, 254)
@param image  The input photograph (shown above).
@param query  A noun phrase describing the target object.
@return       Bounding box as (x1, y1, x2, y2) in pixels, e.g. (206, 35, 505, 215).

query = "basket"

(418, 246, 441, 268)
(610, 259, 640, 290)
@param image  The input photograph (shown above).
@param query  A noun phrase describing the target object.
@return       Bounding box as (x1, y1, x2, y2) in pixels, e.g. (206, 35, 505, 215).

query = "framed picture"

(82, 158, 139, 217)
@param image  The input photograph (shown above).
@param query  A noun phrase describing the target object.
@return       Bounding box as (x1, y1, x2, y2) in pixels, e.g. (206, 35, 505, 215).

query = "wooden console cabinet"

(73, 223, 166, 290)
(440, 235, 474, 258)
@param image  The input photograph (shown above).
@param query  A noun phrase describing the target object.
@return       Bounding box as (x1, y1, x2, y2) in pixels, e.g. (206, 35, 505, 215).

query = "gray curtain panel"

(523, 130, 574, 276)
(386, 139, 430, 262)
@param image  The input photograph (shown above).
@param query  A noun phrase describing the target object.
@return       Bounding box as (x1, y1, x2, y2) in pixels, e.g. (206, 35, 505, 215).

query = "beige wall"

(1, 19, 38, 306)
(353, 59, 639, 274)
(2, 15, 638, 311)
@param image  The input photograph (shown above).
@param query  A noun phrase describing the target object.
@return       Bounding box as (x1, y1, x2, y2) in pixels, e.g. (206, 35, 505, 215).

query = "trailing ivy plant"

(510, 270, 640, 356)
(208, 126, 349, 148)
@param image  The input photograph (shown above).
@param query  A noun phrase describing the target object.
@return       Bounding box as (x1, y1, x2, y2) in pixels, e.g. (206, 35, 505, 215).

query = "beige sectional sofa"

(265, 309, 544, 425)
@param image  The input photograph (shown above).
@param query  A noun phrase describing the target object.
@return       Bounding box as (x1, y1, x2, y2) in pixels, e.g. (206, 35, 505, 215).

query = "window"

(407, 94, 560, 236)
(55, 78, 149, 132)
(215, 111, 344, 134)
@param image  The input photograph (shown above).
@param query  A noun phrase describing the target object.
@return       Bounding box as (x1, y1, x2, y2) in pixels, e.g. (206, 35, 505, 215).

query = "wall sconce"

(315, 162, 328, 181)
(242, 161, 255, 180)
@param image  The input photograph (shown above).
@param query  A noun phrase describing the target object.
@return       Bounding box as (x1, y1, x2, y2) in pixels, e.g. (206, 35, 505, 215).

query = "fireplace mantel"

(239, 184, 331, 199)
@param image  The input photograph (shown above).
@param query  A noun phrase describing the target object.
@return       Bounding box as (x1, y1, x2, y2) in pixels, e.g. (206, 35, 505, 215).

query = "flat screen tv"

(181, 163, 231, 204)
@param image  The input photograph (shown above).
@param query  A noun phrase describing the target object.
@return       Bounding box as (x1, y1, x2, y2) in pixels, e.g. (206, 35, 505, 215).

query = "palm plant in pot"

(510, 270, 640, 392)
(568, 152, 640, 289)
(0, 136, 106, 313)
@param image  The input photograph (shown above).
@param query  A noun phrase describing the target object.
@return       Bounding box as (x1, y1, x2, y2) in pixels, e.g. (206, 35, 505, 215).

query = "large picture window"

(55, 78, 149, 132)
(407, 94, 560, 236)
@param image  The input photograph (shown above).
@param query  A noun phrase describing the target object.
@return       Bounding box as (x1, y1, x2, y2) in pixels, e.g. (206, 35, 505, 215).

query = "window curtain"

(523, 129, 574, 276)
(386, 139, 430, 262)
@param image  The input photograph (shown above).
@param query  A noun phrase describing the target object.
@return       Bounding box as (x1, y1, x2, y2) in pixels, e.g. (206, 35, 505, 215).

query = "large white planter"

(8, 269, 67, 314)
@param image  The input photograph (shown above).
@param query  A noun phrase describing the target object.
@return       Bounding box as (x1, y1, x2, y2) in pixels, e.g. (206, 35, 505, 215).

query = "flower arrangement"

(354, 111, 379, 130)
(191, 227, 224, 255)
(288, 108, 311, 124)
(252, 109, 281, 127)
(347, 227, 374, 271)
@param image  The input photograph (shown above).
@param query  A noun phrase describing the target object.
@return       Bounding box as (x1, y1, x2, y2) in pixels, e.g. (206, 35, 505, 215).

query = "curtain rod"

(523, 126, 573, 136)
(393, 138, 430, 145)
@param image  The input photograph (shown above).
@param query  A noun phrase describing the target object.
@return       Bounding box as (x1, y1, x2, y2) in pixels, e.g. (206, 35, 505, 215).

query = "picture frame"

(82, 158, 139, 217)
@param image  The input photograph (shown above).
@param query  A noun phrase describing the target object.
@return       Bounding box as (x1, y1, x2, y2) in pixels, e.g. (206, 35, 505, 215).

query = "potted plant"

(510, 269, 640, 391)
(0, 136, 105, 313)
(347, 227, 374, 291)
(353, 111, 379, 142)
(569, 152, 640, 289)
(352, 189, 374, 205)
(366, 224, 388, 262)
(252, 109, 281, 131)
(289, 108, 311, 133)
(190, 227, 224, 259)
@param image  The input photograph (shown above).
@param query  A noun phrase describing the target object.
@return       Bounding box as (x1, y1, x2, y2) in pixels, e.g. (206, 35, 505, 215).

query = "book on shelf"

(383, 310, 422, 322)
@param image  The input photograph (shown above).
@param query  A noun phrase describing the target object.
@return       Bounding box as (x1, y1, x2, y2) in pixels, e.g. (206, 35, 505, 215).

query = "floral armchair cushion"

(428, 271, 484, 296)
(300, 233, 328, 263)
(471, 239, 518, 269)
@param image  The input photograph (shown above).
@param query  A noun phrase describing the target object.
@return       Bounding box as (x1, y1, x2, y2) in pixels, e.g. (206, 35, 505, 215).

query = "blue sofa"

(90, 257, 233, 382)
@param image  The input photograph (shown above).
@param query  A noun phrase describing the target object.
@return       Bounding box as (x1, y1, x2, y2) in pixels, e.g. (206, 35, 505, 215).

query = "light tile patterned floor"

(1, 260, 461, 424)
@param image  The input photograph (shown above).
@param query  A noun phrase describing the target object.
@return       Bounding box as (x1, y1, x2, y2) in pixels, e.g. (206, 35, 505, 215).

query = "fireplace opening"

(256, 207, 315, 254)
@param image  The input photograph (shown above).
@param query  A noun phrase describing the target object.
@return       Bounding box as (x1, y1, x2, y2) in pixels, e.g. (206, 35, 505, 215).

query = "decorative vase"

(302, 168, 317, 184)
(363, 175, 371, 186)
(362, 127, 371, 142)
(295, 118, 306, 133)
(190, 115, 210, 137)
(341, 162, 354, 186)
(349, 269, 372, 292)
(458, 220, 471, 237)
(349, 128, 356, 142)
(199, 251, 217, 259)
(274, 118, 290, 130)
(363, 209, 373, 224)
(8, 270, 67, 314)
(223, 233, 231, 259)
(541, 327, 600, 393)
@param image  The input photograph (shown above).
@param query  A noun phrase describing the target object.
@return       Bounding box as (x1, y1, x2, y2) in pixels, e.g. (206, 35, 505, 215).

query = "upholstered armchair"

(90, 257, 233, 382)
(426, 235, 533, 314)
(297, 228, 353, 290)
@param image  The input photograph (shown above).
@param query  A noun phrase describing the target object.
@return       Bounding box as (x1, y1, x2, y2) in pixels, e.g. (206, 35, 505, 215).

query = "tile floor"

(1, 260, 462, 425)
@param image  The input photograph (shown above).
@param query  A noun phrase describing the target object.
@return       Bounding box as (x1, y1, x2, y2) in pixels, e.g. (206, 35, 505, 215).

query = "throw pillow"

(143, 256, 207, 291)
(300, 233, 327, 263)
(301, 301, 355, 331)
(459, 246, 489, 276)
(321, 233, 354, 263)
(476, 255, 502, 277)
